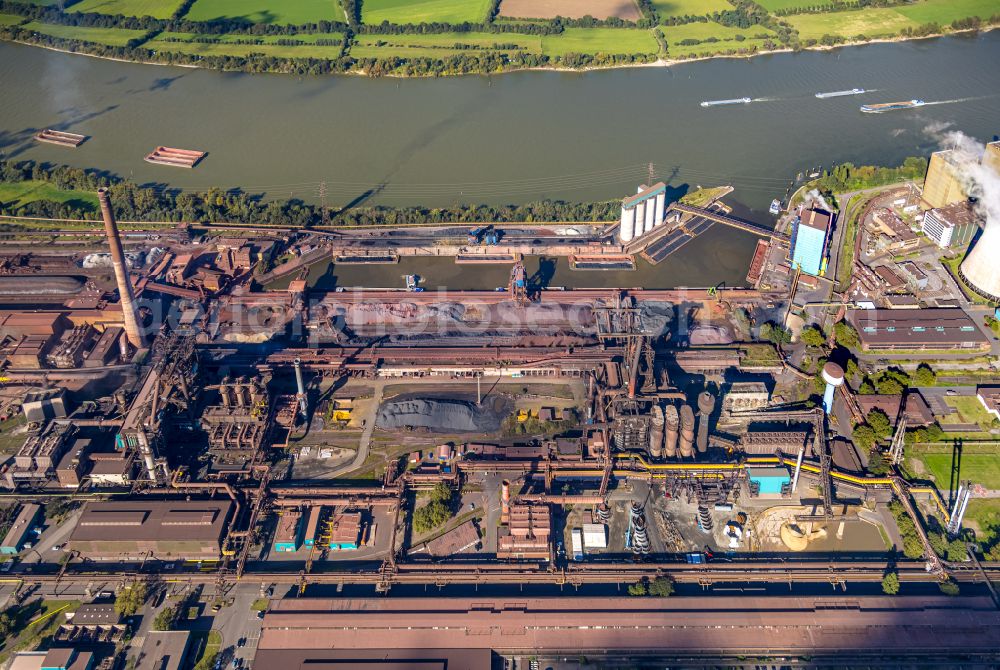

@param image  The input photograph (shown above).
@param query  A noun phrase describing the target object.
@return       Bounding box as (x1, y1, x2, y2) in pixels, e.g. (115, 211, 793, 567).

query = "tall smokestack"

(98, 188, 145, 348)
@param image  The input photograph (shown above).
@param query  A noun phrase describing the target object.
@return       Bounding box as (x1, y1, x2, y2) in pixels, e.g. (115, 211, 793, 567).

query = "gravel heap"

(376, 398, 504, 433)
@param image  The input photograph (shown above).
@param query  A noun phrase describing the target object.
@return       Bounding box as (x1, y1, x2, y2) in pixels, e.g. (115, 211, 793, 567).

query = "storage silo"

(654, 190, 666, 226)
(644, 196, 656, 233)
(679, 405, 695, 458)
(648, 404, 664, 460)
(634, 200, 646, 238)
(664, 404, 679, 458)
(696, 391, 715, 454)
(619, 202, 636, 243)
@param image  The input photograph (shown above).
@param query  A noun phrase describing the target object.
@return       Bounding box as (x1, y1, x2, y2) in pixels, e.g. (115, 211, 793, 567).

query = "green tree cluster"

(888, 500, 925, 560)
(626, 576, 674, 597)
(759, 321, 791, 347)
(811, 157, 928, 194)
(799, 325, 826, 347)
(413, 483, 454, 533)
(881, 571, 900, 595)
(114, 583, 148, 617)
(913, 363, 936, 386)
(833, 321, 860, 349)
(0, 159, 626, 228)
(903, 423, 945, 444)
(152, 605, 177, 631)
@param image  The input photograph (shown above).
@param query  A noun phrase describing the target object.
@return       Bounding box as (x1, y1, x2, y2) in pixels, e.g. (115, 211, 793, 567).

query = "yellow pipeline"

(621, 453, 895, 487)
(910, 486, 951, 522)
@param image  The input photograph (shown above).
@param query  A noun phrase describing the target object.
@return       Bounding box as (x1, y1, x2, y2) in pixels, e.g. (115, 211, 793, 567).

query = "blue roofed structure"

(790, 208, 831, 276)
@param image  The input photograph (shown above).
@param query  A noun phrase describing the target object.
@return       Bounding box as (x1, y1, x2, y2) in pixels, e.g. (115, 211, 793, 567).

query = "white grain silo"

(634, 199, 646, 236)
(619, 201, 636, 242)
(644, 195, 656, 233)
(654, 190, 666, 226)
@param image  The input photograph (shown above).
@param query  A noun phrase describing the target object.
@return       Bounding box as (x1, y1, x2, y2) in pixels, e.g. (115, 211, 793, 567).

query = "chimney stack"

(98, 188, 145, 348)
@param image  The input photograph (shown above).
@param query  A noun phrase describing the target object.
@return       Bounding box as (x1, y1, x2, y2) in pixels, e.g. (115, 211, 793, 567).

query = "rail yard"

(1, 167, 1000, 669)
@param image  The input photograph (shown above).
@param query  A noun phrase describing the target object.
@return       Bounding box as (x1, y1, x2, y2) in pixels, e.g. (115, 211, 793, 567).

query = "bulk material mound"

(376, 398, 506, 433)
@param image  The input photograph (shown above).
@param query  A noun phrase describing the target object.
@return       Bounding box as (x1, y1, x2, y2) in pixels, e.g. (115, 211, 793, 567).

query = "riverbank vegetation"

(0, 159, 622, 227)
(1, 0, 997, 75)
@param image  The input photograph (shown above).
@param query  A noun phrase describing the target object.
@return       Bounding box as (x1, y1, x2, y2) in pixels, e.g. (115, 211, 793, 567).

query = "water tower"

(821, 362, 845, 415)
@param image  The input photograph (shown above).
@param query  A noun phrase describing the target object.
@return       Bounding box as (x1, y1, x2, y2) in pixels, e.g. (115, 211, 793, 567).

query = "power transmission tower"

(647, 162, 656, 186)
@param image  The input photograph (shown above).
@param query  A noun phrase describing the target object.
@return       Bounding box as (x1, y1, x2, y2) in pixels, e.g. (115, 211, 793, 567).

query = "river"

(1, 33, 999, 287)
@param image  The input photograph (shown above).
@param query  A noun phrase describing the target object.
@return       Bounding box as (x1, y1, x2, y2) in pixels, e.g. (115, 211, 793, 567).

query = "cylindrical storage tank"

(619, 204, 636, 243)
(644, 196, 656, 233)
(654, 191, 666, 226)
(633, 201, 646, 238)
(696, 391, 715, 454)
(648, 405, 664, 460)
(679, 405, 695, 459)
(664, 404, 679, 458)
(501, 479, 511, 511)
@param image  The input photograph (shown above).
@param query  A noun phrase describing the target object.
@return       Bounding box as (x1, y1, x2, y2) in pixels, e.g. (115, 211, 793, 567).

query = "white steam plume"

(804, 188, 832, 212)
(923, 125, 1000, 231)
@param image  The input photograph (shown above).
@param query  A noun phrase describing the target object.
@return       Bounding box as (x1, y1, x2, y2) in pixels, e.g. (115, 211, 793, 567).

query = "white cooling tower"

(960, 224, 1000, 301)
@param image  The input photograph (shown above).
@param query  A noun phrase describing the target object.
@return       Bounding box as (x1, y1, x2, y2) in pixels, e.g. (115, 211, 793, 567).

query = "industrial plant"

(0, 151, 998, 669)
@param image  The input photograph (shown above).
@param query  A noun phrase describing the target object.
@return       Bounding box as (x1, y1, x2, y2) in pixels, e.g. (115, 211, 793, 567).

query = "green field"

(788, 0, 1000, 41)
(22, 19, 148, 44)
(540, 27, 657, 56)
(149, 31, 345, 58)
(70, 0, 185, 19)
(361, 0, 493, 25)
(965, 499, 1000, 544)
(662, 22, 775, 57)
(940, 396, 996, 430)
(185, 0, 347, 25)
(0, 180, 99, 211)
(0, 12, 25, 25)
(351, 31, 536, 58)
(908, 443, 1000, 490)
(756, 0, 833, 11)
(651, 0, 731, 19)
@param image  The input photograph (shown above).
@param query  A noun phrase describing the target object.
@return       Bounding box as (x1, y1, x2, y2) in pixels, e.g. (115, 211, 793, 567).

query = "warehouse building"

(847, 308, 989, 351)
(273, 510, 302, 553)
(1, 503, 41, 554)
(68, 500, 233, 561)
(328, 511, 362, 551)
(253, 595, 1000, 667)
(790, 208, 830, 276)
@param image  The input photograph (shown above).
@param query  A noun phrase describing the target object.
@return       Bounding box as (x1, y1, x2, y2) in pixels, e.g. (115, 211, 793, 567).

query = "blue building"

(747, 466, 791, 495)
(790, 208, 831, 276)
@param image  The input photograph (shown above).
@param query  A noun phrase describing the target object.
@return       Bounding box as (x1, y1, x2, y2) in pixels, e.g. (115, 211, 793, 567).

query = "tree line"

(0, 159, 622, 227)
(809, 156, 928, 195)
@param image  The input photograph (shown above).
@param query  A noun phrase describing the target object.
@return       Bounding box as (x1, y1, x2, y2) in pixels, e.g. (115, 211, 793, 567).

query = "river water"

(1, 34, 999, 286)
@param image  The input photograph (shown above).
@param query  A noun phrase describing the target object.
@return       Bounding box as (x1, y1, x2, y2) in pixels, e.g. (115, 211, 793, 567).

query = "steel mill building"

(67, 499, 234, 561)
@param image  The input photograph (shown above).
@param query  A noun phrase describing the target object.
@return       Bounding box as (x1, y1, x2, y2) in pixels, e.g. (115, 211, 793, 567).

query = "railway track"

(6, 560, 998, 587)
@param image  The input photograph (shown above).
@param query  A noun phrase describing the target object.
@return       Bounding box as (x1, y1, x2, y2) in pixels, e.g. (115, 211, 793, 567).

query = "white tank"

(619, 205, 636, 243)
(644, 196, 656, 233)
(654, 192, 666, 226)
(633, 201, 646, 238)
